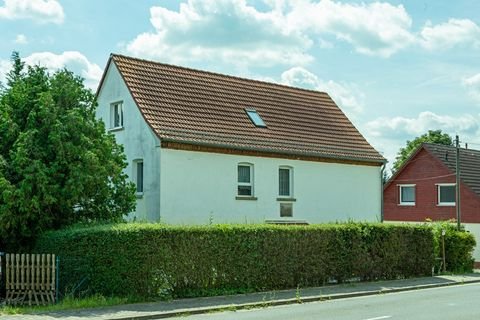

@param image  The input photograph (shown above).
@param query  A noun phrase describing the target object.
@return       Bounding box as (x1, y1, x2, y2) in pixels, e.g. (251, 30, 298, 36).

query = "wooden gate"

(1, 253, 58, 306)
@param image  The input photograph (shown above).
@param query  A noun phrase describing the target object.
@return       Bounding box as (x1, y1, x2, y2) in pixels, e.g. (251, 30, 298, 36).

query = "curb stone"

(101, 278, 480, 320)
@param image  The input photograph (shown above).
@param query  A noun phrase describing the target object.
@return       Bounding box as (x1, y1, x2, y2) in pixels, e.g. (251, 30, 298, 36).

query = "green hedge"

(431, 222, 476, 273)
(34, 223, 435, 299)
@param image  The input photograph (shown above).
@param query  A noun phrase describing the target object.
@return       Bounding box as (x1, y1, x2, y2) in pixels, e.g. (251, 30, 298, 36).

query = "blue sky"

(1, 0, 480, 169)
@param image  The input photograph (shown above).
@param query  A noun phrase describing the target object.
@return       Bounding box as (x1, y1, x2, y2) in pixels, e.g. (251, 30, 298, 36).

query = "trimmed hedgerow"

(34, 223, 435, 299)
(431, 221, 476, 273)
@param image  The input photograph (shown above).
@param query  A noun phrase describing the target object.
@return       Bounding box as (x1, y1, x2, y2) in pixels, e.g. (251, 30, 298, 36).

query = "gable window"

(279, 166, 293, 198)
(110, 101, 124, 129)
(438, 183, 455, 206)
(280, 203, 293, 217)
(133, 159, 144, 194)
(398, 184, 415, 205)
(245, 109, 267, 127)
(237, 163, 253, 196)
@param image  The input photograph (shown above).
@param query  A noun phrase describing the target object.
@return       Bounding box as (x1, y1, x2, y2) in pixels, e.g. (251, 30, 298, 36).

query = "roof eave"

(94, 54, 114, 99)
(162, 138, 386, 166)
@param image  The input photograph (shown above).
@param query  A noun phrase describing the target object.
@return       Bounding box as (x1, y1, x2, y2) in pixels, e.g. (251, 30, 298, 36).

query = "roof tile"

(110, 54, 385, 163)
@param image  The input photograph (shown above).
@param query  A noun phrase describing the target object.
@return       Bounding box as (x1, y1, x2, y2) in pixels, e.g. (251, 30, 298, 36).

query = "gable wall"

(96, 63, 161, 221)
(384, 148, 480, 223)
(159, 148, 382, 224)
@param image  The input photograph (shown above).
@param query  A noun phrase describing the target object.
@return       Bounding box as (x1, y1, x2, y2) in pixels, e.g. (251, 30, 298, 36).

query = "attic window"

(245, 109, 267, 127)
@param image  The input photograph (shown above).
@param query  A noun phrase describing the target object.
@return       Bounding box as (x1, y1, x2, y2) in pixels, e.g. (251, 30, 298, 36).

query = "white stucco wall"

(464, 224, 480, 262)
(96, 63, 161, 221)
(160, 148, 382, 225)
(95, 61, 382, 225)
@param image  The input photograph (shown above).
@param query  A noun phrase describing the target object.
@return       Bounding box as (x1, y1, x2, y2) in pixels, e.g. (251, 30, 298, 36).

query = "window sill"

(136, 192, 144, 199)
(109, 126, 124, 132)
(437, 203, 455, 207)
(236, 196, 258, 201)
(277, 197, 296, 202)
(398, 203, 415, 206)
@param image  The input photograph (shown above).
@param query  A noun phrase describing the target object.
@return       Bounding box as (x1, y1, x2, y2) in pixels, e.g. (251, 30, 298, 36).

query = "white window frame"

(437, 183, 456, 206)
(133, 159, 144, 196)
(110, 101, 124, 129)
(398, 184, 415, 206)
(278, 166, 293, 198)
(237, 163, 254, 197)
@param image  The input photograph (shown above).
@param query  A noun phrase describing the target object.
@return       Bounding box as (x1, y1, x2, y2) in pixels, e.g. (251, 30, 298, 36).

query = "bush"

(34, 223, 434, 300)
(431, 221, 476, 273)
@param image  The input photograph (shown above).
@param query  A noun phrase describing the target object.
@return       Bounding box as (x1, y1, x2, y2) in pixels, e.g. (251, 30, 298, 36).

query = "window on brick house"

(399, 184, 415, 205)
(438, 183, 455, 206)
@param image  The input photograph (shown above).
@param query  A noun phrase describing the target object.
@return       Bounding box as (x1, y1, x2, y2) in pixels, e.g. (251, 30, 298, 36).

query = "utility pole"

(456, 135, 461, 230)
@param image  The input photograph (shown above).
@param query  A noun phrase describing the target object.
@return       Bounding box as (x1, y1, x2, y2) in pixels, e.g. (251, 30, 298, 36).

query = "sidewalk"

(3, 273, 480, 320)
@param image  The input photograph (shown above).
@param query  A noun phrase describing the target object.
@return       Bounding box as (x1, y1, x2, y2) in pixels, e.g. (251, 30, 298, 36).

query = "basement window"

(245, 109, 267, 127)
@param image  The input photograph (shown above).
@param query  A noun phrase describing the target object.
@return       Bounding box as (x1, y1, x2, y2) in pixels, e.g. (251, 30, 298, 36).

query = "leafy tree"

(392, 130, 453, 174)
(0, 53, 135, 250)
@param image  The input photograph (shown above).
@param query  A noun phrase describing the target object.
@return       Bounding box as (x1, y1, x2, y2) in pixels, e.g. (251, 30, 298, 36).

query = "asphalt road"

(183, 283, 480, 320)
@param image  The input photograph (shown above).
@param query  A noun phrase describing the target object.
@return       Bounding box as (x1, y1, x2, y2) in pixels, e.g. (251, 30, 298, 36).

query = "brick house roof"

(424, 143, 480, 197)
(103, 54, 385, 164)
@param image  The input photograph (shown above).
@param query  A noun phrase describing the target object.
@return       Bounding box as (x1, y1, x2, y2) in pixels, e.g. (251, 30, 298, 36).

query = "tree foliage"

(392, 130, 453, 174)
(0, 52, 135, 250)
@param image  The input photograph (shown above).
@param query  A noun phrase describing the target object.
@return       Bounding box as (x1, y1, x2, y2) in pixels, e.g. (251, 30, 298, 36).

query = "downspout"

(156, 140, 162, 223)
(380, 162, 386, 223)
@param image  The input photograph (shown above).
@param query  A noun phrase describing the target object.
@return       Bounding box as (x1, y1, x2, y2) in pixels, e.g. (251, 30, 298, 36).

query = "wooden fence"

(1, 253, 58, 306)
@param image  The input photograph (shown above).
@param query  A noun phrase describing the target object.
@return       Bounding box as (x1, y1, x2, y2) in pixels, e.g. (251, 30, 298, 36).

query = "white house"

(96, 54, 386, 224)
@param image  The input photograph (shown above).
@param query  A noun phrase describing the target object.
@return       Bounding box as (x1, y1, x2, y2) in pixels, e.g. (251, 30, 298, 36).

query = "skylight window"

(245, 109, 267, 127)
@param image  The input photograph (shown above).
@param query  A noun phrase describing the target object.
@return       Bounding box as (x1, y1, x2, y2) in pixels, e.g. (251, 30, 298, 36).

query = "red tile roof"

(106, 54, 385, 164)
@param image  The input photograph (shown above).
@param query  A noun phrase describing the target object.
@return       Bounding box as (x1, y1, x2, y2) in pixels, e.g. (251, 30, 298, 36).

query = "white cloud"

(363, 111, 480, 168)
(281, 66, 364, 117)
(0, 51, 102, 90)
(365, 111, 479, 138)
(285, 0, 415, 58)
(24, 51, 102, 90)
(125, 0, 480, 68)
(0, 59, 12, 85)
(281, 67, 319, 88)
(419, 19, 480, 51)
(127, 0, 312, 67)
(14, 34, 27, 44)
(463, 73, 480, 103)
(0, 0, 64, 24)
(126, 0, 420, 67)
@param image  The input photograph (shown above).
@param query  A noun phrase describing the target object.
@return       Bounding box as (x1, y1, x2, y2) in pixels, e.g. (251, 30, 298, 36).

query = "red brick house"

(384, 143, 480, 223)
(384, 143, 480, 263)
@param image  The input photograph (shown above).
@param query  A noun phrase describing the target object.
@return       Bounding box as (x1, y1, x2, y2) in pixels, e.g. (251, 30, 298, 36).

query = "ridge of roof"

(110, 53, 329, 98)
(423, 142, 480, 154)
